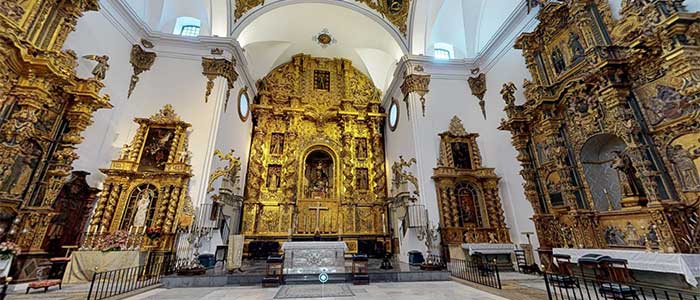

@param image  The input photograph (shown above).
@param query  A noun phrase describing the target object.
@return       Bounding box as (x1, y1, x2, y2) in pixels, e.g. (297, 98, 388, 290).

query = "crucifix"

(308, 201, 329, 233)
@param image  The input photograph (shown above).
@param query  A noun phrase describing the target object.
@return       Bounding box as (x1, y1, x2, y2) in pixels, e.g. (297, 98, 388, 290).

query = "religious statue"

(611, 150, 646, 197)
(391, 156, 418, 195)
(133, 190, 153, 227)
(624, 222, 640, 246)
(551, 48, 567, 73)
(500, 82, 517, 108)
(568, 32, 585, 63)
(270, 134, 284, 155)
(267, 165, 281, 190)
(83, 54, 110, 80)
(355, 139, 368, 160)
(668, 144, 700, 191)
(119, 144, 131, 160)
(308, 162, 330, 197)
(356, 168, 369, 190)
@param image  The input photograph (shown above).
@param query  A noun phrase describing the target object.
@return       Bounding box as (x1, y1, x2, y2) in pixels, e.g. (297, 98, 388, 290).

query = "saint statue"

(308, 162, 330, 197)
(551, 48, 567, 74)
(611, 150, 646, 197)
(133, 190, 153, 227)
(569, 32, 585, 63)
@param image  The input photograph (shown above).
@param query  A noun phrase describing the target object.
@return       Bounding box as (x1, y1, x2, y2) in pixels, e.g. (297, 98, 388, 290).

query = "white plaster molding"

(99, 0, 258, 95)
(229, 0, 410, 54)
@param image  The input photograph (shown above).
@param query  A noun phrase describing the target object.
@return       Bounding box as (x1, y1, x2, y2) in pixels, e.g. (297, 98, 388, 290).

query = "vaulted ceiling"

(120, 0, 525, 89)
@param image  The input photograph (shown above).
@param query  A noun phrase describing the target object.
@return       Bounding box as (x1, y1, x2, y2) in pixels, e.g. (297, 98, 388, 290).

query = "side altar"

(281, 241, 347, 274)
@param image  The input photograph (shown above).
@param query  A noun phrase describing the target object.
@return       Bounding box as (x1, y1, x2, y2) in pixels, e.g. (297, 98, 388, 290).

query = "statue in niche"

(133, 189, 154, 227)
(119, 144, 131, 160)
(139, 128, 174, 171)
(668, 144, 700, 191)
(355, 138, 368, 160)
(356, 168, 369, 190)
(266, 165, 282, 190)
(611, 150, 646, 197)
(304, 151, 333, 198)
(451, 142, 472, 169)
(270, 133, 284, 155)
(551, 48, 567, 74)
(568, 32, 585, 63)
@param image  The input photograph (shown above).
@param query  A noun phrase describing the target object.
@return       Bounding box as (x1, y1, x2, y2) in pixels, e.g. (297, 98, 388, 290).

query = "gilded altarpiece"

(0, 0, 111, 280)
(243, 54, 388, 251)
(433, 117, 510, 252)
(499, 0, 700, 267)
(88, 105, 193, 252)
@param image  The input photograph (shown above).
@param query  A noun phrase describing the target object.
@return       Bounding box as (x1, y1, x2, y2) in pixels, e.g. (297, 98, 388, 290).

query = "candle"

(382, 213, 386, 234)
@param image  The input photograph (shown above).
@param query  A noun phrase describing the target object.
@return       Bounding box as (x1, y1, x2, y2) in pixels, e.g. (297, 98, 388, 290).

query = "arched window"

(173, 17, 201, 37)
(455, 182, 482, 227)
(433, 42, 454, 60)
(120, 184, 159, 230)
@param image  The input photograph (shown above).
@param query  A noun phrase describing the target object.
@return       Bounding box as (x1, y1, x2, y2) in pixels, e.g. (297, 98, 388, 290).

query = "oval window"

(238, 88, 250, 121)
(388, 100, 399, 131)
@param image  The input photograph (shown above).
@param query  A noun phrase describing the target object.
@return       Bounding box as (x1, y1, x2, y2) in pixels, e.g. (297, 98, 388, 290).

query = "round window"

(388, 100, 399, 131)
(238, 88, 250, 121)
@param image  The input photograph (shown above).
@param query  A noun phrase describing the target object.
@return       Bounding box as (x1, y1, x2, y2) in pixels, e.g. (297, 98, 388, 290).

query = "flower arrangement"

(0, 242, 20, 260)
(145, 227, 163, 240)
(96, 230, 128, 252)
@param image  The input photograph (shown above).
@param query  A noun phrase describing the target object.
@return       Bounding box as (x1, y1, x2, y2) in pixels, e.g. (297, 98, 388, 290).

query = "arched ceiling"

(236, 2, 405, 92)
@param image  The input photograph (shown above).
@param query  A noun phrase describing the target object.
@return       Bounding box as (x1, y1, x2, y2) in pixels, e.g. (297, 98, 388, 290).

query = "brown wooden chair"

(550, 254, 577, 287)
(597, 258, 639, 300)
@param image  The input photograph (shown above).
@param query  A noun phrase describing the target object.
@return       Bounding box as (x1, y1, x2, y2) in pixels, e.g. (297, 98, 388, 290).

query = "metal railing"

(543, 272, 700, 300)
(86, 257, 172, 300)
(447, 258, 502, 289)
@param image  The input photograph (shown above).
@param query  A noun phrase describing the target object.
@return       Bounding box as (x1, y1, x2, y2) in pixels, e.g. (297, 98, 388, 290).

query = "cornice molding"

(98, 0, 258, 96)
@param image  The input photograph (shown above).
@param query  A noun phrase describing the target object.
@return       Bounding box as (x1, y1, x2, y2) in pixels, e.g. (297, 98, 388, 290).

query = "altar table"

(62, 251, 147, 283)
(462, 243, 516, 270)
(281, 241, 347, 274)
(553, 248, 700, 287)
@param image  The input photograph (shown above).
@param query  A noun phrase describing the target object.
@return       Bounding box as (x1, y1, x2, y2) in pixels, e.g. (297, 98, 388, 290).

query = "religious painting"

(451, 142, 472, 169)
(270, 133, 285, 155)
(551, 47, 566, 74)
(456, 182, 479, 225)
(356, 168, 369, 191)
(266, 165, 282, 190)
(568, 32, 585, 64)
(313, 70, 330, 91)
(1, 140, 42, 198)
(304, 150, 333, 198)
(355, 138, 368, 160)
(643, 85, 692, 125)
(139, 128, 175, 171)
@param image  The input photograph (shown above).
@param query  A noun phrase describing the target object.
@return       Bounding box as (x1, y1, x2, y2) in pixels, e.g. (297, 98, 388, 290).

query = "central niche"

(303, 149, 335, 199)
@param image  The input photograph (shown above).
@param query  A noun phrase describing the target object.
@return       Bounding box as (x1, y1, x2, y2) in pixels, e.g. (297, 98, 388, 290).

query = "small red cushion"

(28, 279, 61, 288)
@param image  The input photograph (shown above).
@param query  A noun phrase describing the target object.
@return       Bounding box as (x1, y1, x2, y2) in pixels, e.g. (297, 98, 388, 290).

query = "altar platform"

(160, 258, 450, 288)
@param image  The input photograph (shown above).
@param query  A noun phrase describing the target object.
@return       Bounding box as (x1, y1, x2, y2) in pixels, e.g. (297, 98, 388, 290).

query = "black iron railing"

(447, 258, 502, 289)
(543, 272, 700, 300)
(86, 258, 171, 300)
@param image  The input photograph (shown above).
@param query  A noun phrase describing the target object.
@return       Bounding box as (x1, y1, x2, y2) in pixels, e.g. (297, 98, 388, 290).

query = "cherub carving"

(500, 82, 517, 107)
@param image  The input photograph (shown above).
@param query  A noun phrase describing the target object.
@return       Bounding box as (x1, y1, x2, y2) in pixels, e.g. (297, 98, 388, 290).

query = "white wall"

(65, 5, 251, 219)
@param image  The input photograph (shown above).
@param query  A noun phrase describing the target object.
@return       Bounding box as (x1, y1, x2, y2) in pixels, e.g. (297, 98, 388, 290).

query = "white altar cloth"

(553, 248, 700, 287)
(281, 241, 347, 274)
(462, 243, 516, 256)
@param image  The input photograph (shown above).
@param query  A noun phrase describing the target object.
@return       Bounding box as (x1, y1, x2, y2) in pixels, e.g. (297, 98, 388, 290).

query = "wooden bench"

(26, 279, 61, 294)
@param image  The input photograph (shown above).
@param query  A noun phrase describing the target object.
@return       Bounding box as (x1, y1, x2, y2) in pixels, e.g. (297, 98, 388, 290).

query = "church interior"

(1, 0, 700, 299)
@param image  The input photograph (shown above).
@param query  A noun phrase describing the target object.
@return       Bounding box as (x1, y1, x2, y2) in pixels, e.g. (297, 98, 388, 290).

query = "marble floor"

(123, 282, 511, 300)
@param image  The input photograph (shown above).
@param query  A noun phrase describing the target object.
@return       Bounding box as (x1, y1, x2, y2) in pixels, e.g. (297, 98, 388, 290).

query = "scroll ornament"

(400, 66, 431, 117)
(201, 57, 238, 105)
(128, 44, 157, 98)
(467, 68, 487, 119)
